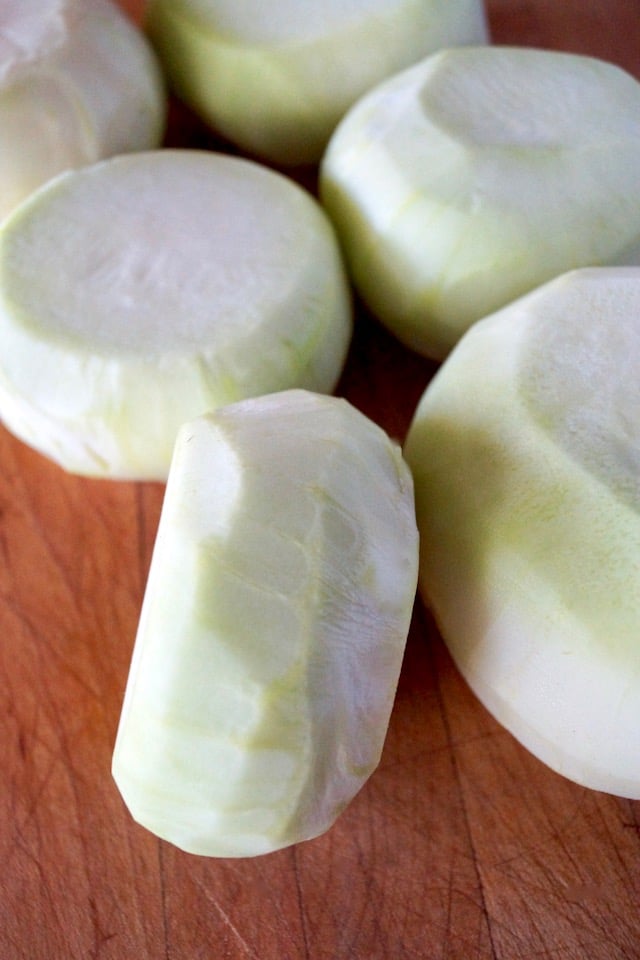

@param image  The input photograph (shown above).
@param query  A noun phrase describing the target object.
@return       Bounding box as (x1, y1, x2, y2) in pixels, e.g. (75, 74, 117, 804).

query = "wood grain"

(1, 2, 639, 958)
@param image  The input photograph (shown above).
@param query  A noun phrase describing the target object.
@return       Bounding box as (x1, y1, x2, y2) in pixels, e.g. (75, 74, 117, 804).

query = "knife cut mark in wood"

(192, 873, 263, 960)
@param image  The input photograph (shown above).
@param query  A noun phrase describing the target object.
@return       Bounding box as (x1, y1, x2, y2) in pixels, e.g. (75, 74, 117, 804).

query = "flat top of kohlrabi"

(173, 0, 413, 44)
(341, 47, 640, 208)
(0, 0, 83, 87)
(518, 268, 640, 513)
(418, 47, 640, 149)
(0, 149, 326, 358)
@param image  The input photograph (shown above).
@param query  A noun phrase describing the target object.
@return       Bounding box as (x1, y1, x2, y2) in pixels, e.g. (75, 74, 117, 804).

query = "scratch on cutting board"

(192, 874, 262, 960)
(426, 630, 500, 960)
(19, 479, 79, 608)
(292, 845, 312, 960)
(158, 843, 171, 960)
(87, 895, 118, 959)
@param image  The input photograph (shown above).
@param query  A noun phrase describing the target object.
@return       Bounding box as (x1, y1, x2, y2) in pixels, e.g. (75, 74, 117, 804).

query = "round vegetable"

(0, 150, 352, 480)
(404, 267, 640, 799)
(0, 0, 166, 222)
(320, 47, 640, 360)
(145, 0, 489, 166)
(112, 389, 419, 857)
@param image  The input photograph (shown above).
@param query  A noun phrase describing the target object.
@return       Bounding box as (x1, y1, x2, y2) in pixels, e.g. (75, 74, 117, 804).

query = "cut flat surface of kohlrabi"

(145, 0, 488, 166)
(404, 267, 640, 799)
(112, 390, 419, 857)
(0, 0, 165, 221)
(320, 46, 640, 360)
(0, 150, 352, 480)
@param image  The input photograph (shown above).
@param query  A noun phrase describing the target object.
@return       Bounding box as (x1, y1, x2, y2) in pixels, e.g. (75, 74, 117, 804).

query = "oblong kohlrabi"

(404, 267, 640, 799)
(320, 47, 640, 360)
(112, 389, 419, 857)
(145, 0, 488, 166)
(0, 0, 165, 221)
(0, 150, 352, 480)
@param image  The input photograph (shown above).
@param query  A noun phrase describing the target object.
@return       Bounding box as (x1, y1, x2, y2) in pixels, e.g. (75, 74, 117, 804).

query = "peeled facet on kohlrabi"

(404, 267, 640, 799)
(145, 0, 489, 166)
(112, 389, 419, 857)
(0, 150, 352, 480)
(320, 47, 640, 360)
(0, 0, 166, 222)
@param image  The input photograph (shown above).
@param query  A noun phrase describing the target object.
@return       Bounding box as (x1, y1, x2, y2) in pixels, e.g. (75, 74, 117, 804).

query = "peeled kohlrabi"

(320, 47, 640, 360)
(112, 389, 419, 857)
(0, 149, 352, 480)
(145, 0, 489, 166)
(0, 0, 166, 222)
(404, 267, 640, 799)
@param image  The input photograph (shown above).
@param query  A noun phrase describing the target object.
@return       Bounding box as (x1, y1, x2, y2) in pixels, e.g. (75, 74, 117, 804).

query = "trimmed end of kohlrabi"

(320, 46, 640, 360)
(112, 389, 419, 857)
(404, 267, 640, 799)
(0, 149, 352, 480)
(0, 0, 166, 222)
(145, 0, 489, 166)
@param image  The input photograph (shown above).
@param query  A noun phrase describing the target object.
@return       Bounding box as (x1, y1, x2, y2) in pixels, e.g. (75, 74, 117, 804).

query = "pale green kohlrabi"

(0, 0, 166, 222)
(145, 0, 489, 166)
(0, 150, 352, 480)
(320, 47, 640, 360)
(404, 267, 640, 799)
(112, 389, 419, 857)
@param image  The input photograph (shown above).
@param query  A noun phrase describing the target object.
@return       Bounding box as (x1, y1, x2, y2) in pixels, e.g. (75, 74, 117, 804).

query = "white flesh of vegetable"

(320, 47, 640, 360)
(404, 267, 640, 798)
(0, 150, 352, 480)
(112, 389, 419, 857)
(0, 0, 165, 221)
(145, 0, 488, 166)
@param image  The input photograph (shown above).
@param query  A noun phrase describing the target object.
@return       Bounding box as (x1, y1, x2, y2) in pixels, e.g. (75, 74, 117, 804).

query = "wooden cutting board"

(1, 2, 639, 957)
